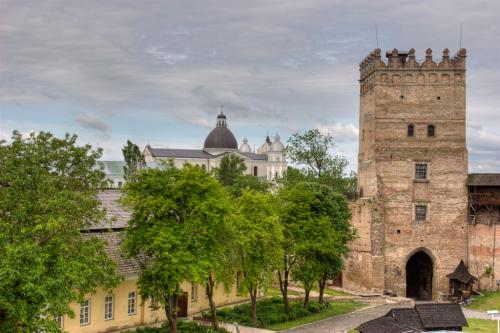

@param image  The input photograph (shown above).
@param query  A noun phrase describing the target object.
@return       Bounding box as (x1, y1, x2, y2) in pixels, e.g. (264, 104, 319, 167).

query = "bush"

(208, 297, 330, 327)
(307, 302, 322, 313)
(124, 320, 229, 333)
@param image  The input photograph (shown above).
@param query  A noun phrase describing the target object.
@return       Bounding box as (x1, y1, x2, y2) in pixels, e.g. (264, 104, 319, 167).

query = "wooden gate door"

(177, 292, 188, 317)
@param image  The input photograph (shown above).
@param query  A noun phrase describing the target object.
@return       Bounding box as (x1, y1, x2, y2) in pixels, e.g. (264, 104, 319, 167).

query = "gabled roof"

(468, 173, 500, 186)
(148, 148, 213, 159)
(358, 304, 467, 333)
(82, 190, 131, 231)
(414, 303, 467, 329)
(357, 316, 421, 333)
(82, 231, 142, 277)
(446, 260, 476, 284)
(146, 147, 268, 161)
(388, 308, 424, 330)
(101, 160, 126, 175)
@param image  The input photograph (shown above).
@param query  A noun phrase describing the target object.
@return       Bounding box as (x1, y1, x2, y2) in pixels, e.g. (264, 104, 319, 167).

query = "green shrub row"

(202, 297, 329, 327)
(124, 320, 229, 333)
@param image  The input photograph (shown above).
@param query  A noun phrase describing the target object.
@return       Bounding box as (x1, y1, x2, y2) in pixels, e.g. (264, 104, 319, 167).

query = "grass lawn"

(312, 286, 350, 297)
(264, 286, 301, 297)
(267, 301, 363, 331)
(464, 318, 497, 333)
(468, 290, 500, 311)
(348, 319, 496, 333)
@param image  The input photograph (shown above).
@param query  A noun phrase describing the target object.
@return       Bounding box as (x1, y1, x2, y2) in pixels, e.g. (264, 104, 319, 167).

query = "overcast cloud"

(1, 0, 500, 171)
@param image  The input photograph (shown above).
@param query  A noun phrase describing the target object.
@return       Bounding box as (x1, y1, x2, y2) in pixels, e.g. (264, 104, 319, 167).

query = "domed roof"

(239, 137, 252, 153)
(203, 112, 238, 150)
(271, 133, 285, 152)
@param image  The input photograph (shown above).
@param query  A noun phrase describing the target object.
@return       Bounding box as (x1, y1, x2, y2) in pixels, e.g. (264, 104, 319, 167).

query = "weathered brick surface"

(344, 48, 469, 299)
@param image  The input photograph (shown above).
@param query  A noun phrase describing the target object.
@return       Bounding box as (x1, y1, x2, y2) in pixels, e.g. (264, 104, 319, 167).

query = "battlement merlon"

(359, 48, 466, 81)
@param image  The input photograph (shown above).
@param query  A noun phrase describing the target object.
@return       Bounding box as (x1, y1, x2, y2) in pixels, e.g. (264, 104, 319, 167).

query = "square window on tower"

(415, 163, 427, 180)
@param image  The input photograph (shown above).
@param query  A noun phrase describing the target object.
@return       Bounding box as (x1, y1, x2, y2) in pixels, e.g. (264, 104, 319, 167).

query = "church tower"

(345, 48, 469, 300)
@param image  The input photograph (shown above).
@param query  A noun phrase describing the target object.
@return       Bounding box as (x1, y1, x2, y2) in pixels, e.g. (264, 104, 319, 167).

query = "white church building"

(143, 112, 287, 180)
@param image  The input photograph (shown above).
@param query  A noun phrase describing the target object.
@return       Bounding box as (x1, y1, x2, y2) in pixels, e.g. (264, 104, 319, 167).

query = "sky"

(1, 0, 500, 172)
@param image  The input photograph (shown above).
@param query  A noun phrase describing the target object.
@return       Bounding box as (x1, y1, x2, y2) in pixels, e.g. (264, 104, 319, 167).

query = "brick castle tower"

(343, 48, 469, 300)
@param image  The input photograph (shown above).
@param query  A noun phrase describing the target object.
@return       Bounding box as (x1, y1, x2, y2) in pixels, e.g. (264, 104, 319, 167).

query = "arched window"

(427, 125, 435, 137)
(407, 124, 414, 137)
(253, 166, 258, 176)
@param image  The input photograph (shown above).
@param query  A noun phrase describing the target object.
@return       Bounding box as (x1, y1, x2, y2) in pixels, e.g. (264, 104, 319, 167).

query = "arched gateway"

(406, 251, 433, 300)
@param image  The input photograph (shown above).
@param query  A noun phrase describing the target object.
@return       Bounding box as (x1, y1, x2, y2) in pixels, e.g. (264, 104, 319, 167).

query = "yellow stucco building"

(60, 191, 245, 333)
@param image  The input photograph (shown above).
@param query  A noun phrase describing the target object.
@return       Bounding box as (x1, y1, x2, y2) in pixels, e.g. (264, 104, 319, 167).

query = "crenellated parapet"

(359, 48, 466, 93)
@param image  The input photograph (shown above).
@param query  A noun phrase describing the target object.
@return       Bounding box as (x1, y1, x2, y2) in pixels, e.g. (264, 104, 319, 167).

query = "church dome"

(270, 133, 285, 152)
(239, 137, 252, 153)
(203, 112, 238, 150)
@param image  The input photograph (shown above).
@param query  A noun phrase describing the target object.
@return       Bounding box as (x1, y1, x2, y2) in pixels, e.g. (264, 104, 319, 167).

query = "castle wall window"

(104, 295, 114, 320)
(408, 124, 414, 137)
(253, 166, 258, 176)
(80, 300, 90, 326)
(415, 163, 427, 180)
(427, 125, 435, 137)
(415, 205, 427, 221)
(128, 292, 136, 315)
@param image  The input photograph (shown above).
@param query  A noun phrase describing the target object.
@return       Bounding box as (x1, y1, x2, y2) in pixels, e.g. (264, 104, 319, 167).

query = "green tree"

(277, 182, 354, 310)
(214, 154, 247, 186)
(235, 190, 283, 325)
(122, 164, 234, 333)
(0, 131, 119, 332)
(122, 140, 145, 180)
(284, 129, 356, 193)
(230, 174, 269, 197)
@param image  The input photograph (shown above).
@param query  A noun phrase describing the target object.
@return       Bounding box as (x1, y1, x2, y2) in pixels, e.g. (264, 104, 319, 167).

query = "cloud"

(1, 0, 500, 170)
(316, 122, 359, 143)
(75, 113, 110, 132)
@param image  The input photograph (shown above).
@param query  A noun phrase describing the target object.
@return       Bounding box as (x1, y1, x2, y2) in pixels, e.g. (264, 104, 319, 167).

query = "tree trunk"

(318, 272, 328, 303)
(206, 273, 220, 331)
(303, 286, 310, 308)
(278, 270, 290, 314)
(164, 294, 178, 333)
(250, 287, 258, 326)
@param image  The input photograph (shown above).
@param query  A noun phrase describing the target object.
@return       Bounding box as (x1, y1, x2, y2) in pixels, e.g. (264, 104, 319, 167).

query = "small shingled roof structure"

(357, 303, 467, 333)
(468, 173, 500, 186)
(447, 260, 476, 284)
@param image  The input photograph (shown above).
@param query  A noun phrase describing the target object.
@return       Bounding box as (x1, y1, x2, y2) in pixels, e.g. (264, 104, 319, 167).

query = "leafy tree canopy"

(213, 154, 247, 187)
(284, 129, 356, 194)
(122, 163, 235, 333)
(0, 131, 119, 332)
(122, 140, 145, 180)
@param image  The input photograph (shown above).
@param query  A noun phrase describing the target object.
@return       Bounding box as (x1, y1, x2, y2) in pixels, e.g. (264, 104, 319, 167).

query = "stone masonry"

(343, 48, 469, 299)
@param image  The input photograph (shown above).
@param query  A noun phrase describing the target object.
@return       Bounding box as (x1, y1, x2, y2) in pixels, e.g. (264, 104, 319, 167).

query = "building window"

(150, 296, 158, 310)
(253, 166, 258, 176)
(104, 295, 113, 320)
(128, 292, 136, 315)
(427, 125, 435, 137)
(80, 300, 90, 326)
(117, 181, 123, 188)
(415, 205, 427, 221)
(408, 124, 414, 137)
(191, 283, 198, 302)
(415, 163, 427, 180)
(55, 315, 63, 329)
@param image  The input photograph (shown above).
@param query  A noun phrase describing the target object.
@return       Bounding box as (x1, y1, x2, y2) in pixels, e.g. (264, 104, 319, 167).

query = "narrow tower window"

(415, 205, 427, 221)
(415, 163, 427, 180)
(408, 124, 414, 137)
(427, 125, 435, 137)
(253, 166, 258, 176)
